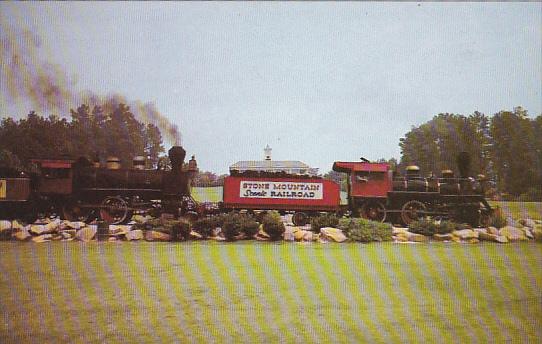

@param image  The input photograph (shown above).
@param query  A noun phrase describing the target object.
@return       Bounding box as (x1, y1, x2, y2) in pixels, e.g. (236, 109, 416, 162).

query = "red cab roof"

(332, 161, 389, 173)
(30, 159, 73, 169)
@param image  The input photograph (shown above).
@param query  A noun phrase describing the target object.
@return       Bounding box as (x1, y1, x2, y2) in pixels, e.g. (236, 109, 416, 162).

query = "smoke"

(0, 20, 181, 146)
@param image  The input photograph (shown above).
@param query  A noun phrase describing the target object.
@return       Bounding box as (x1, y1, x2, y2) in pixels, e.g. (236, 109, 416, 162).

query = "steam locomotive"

(222, 152, 492, 226)
(1, 146, 492, 226)
(0, 146, 199, 224)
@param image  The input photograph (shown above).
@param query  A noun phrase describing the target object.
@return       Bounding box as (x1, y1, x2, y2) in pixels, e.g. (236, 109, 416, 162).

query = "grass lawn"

(489, 201, 542, 221)
(0, 242, 541, 343)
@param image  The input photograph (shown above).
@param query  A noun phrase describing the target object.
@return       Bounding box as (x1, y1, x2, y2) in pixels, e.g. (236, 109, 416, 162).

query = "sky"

(1, 2, 541, 174)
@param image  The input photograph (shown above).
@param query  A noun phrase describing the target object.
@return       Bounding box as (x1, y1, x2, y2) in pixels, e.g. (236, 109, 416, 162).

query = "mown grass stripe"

(361, 245, 407, 343)
(444, 245, 493, 342)
(254, 243, 307, 343)
(165, 243, 218, 343)
(0, 245, 32, 343)
(346, 245, 391, 343)
(130, 244, 178, 340)
(321, 246, 371, 342)
(41, 244, 83, 339)
(219, 244, 269, 342)
(183, 243, 232, 343)
(145, 244, 192, 342)
(70, 243, 113, 342)
(91, 243, 147, 342)
(15, 247, 52, 338)
(236, 244, 284, 342)
(284, 243, 334, 342)
(374, 244, 429, 343)
(201, 243, 253, 342)
(308, 245, 358, 341)
(493, 244, 541, 341)
(271, 243, 321, 343)
(334, 245, 380, 342)
(55, 243, 99, 342)
(109, 243, 163, 342)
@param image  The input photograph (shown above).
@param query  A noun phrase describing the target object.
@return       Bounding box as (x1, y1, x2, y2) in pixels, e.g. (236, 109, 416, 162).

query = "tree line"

(0, 103, 165, 170)
(398, 107, 541, 200)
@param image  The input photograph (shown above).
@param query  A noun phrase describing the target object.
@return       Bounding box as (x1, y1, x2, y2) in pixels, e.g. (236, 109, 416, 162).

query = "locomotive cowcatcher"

(333, 152, 493, 226)
(0, 146, 199, 224)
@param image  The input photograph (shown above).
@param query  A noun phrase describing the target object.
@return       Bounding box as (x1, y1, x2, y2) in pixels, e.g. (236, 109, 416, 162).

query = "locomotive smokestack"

(168, 146, 186, 173)
(457, 152, 471, 179)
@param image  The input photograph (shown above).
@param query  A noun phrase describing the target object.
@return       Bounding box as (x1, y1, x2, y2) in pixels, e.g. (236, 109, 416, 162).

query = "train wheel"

(292, 212, 308, 226)
(62, 199, 93, 222)
(100, 196, 132, 224)
(359, 201, 387, 222)
(400, 200, 426, 225)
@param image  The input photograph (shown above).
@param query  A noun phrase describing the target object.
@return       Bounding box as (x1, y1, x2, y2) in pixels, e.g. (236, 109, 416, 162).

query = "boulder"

(43, 219, 61, 233)
(473, 228, 487, 235)
(320, 227, 347, 243)
(145, 230, 171, 242)
(189, 231, 203, 240)
(109, 225, 131, 235)
(523, 228, 534, 240)
(60, 231, 73, 239)
(256, 228, 270, 239)
(393, 235, 408, 242)
(32, 234, 53, 243)
(209, 235, 226, 241)
(12, 228, 31, 241)
(0, 220, 12, 231)
(406, 232, 429, 242)
(303, 231, 314, 242)
(75, 226, 97, 242)
(433, 233, 454, 241)
(29, 225, 47, 235)
(283, 226, 297, 241)
(294, 230, 308, 241)
(12, 220, 24, 230)
(466, 238, 480, 244)
(125, 229, 144, 241)
(532, 225, 542, 242)
(499, 226, 527, 241)
(452, 229, 479, 240)
(392, 227, 409, 235)
(518, 219, 536, 228)
(487, 227, 499, 235)
(132, 215, 150, 224)
(108, 237, 118, 242)
(64, 221, 86, 230)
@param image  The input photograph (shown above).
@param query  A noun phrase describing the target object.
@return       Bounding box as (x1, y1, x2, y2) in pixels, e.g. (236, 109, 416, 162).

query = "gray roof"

(230, 160, 310, 170)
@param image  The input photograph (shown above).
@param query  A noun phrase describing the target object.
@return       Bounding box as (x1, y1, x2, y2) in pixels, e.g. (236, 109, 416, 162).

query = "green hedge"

(262, 211, 285, 241)
(338, 218, 393, 242)
(310, 214, 339, 233)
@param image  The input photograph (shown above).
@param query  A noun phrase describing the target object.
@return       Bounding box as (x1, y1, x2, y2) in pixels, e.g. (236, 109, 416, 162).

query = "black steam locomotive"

(0, 146, 199, 224)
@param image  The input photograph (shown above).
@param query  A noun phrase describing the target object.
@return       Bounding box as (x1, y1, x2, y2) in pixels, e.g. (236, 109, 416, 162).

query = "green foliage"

(0, 104, 164, 168)
(310, 214, 339, 232)
(262, 211, 285, 241)
(338, 218, 393, 242)
(408, 218, 463, 236)
(491, 207, 507, 229)
(222, 213, 260, 241)
(192, 215, 225, 237)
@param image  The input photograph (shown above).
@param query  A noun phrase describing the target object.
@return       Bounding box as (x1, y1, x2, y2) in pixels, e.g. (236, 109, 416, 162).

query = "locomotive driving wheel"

(400, 200, 426, 225)
(359, 201, 387, 222)
(100, 196, 132, 224)
(62, 198, 93, 222)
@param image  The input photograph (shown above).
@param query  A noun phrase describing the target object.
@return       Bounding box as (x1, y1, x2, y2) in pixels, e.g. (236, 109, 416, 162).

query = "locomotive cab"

(333, 161, 392, 221)
(30, 159, 74, 195)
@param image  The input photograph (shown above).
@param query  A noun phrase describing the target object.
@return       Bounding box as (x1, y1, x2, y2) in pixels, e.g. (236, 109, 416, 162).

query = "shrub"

(409, 218, 464, 236)
(262, 211, 285, 241)
(193, 216, 219, 238)
(310, 214, 339, 232)
(221, 213, 260, 241)
(338, 218, 393, 242)
(491, 207, 507, 229)
(168, 218, 191, 241)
